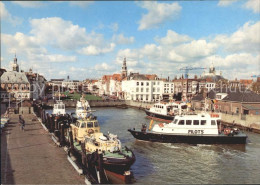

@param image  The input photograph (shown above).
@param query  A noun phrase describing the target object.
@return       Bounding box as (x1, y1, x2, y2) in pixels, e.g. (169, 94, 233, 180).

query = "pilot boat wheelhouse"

(145, 101, 187, 122)
(128, 113, 247, 144)
(70, 118, 135, 173)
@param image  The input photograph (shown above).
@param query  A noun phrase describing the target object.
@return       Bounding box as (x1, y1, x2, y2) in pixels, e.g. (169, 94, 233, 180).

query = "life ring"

(158, 123, 164, 127)
(88, 129, 94, 134)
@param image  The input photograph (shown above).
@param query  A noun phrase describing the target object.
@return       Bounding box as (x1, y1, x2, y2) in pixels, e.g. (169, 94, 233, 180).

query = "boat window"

(81, 122, 86, 128)
(201, 120, 207, 125)
(193, 120, 199, 125)
(87, 122, 93, 128)
(186, 120, 192, 125)
(173, 119, 178, 124)
(178, 120, 185, 125)
(94, 122, 99, 127)
(211, 120, 216, 125)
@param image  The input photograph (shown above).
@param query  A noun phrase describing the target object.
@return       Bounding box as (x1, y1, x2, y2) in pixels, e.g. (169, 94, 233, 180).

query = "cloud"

(94, 63, 115, 72)
(12, 1, 45, 8)
(214, 21, 260, 54)
(69, 2, 93, 8)
(155, 30, 192, 45)
(112, 34, 135, 44)
(110, 23, 119, 32)
(218, 0, 238, 7)
(244, 0, 260, 13)
(29, 17, 115, 55)
(0, 2, 23, 25)
(78, 43, 116, 56)
(175, 40, 217, 58)
(137, 2, 181, 30)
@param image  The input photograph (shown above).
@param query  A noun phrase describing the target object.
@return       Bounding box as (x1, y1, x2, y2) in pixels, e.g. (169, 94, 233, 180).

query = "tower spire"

(121, 57, 127, 79)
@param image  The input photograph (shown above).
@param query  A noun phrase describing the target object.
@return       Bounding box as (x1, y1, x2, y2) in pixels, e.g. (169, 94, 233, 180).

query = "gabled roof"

(0, 71, 29, 84)
(145, 74, 157, 80)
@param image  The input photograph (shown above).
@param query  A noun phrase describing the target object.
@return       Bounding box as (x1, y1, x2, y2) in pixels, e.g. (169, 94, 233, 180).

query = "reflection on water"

(47, 107, 260, 184)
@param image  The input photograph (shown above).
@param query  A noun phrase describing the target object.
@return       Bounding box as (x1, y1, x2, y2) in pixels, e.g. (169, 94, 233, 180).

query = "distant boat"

(128, 112, 247, 144)
(52, 100, 66, 116)
(145, 101, 187, 122)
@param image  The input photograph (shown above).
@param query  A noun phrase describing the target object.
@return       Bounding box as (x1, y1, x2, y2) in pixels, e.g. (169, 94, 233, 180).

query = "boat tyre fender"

(88, 129, 94, 134)
(159, 123, 164, 127)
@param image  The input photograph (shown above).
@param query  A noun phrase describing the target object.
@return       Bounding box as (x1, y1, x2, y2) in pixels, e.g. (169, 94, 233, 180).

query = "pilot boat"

(128, 113, 247, 144)
(70, 118, 135, 173)
(145, 101, 187, 122)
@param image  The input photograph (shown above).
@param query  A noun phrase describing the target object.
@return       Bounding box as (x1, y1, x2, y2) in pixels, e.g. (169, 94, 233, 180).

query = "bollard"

(46, 113, 50, 130)
(81, 142, 87, 174)
(60, 124, 65, 146)
(98, 152, 108, 184)
(69, 130, 74, 151)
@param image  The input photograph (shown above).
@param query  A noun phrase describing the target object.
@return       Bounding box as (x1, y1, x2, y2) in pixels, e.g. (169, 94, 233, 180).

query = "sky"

(1, 0, 260, 81)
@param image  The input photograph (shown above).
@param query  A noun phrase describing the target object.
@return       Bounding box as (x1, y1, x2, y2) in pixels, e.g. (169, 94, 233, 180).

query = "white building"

(122, 73, 174, 102)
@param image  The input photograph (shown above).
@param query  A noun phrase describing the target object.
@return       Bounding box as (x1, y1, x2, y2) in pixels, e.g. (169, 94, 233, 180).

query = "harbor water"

(48, 107, 260, 184)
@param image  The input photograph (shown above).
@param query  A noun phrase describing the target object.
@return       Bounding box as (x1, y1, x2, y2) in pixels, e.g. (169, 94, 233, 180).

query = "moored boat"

(52, 100, 66, 116)
(70, 118, 135, 173)
(145, 101, 187, 122)
(75, 95, 92, 119)
(128, 113, 248, 144)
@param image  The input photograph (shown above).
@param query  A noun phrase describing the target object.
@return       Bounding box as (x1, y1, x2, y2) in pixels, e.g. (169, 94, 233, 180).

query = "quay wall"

(125, 100, 154, 110)
(220, 113, 260, 132)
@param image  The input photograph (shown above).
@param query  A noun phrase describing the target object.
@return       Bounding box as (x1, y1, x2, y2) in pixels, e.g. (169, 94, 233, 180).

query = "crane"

(179, 66, 206, 79)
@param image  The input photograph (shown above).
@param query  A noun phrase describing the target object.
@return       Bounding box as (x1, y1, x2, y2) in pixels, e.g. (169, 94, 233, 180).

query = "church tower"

(121, 57, 127, 79)
(12, 54, 19, 72)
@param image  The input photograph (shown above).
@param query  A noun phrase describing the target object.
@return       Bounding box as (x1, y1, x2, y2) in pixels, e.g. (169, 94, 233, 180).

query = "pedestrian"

(19, 115, 25, 131)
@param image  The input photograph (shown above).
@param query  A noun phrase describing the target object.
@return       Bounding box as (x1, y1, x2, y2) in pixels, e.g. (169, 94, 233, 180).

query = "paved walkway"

(1, 113, 85, 184)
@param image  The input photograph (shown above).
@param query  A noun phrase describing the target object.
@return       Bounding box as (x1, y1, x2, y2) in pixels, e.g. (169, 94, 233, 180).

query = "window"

(136, 88, 139, 92)
(201, 120, 207, 125)
(146, 88, 149, 92)
(146, 95, 148, 100)
(173, 119, 178, 124)
(87, 122, 93, 128)
(193, 120, 199, 125)
(81, 122, 86, 128)
(186, 120, 192, 125)
(157, 82, 160, 85)
(147, 82, 149, 86)
(141, 88, 143, 92)
(94, 122, 99, 127)
(178, 120, 185, 125)
(137, 82, 139, 86)
(157, 88, 160, 92)
(211, 120, 216, 125)
(141, 82, 144, 86)
(164, 84, 166, 87)
(153, 88, 155, 92)
(153, 82, 155, 85)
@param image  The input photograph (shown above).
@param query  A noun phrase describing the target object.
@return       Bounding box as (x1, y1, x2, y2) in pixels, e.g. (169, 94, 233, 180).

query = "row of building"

(82, 58, 257, 103)
(0, 55, 46, 102)
(1, 56, 259, 108)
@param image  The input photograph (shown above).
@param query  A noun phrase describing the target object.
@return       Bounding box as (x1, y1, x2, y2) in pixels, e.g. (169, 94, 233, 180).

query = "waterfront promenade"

(1, 113, 85, 184)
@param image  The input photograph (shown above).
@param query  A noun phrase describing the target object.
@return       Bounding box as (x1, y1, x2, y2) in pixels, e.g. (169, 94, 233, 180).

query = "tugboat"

(145, 101, 187, 122)
(128, 113, 247, 144)
(70, 118, 135, 173)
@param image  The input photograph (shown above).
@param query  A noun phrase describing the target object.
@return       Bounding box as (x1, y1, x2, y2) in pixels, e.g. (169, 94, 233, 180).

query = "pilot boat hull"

(145, 109, 174, 121)
(128, 129, 247, 144)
